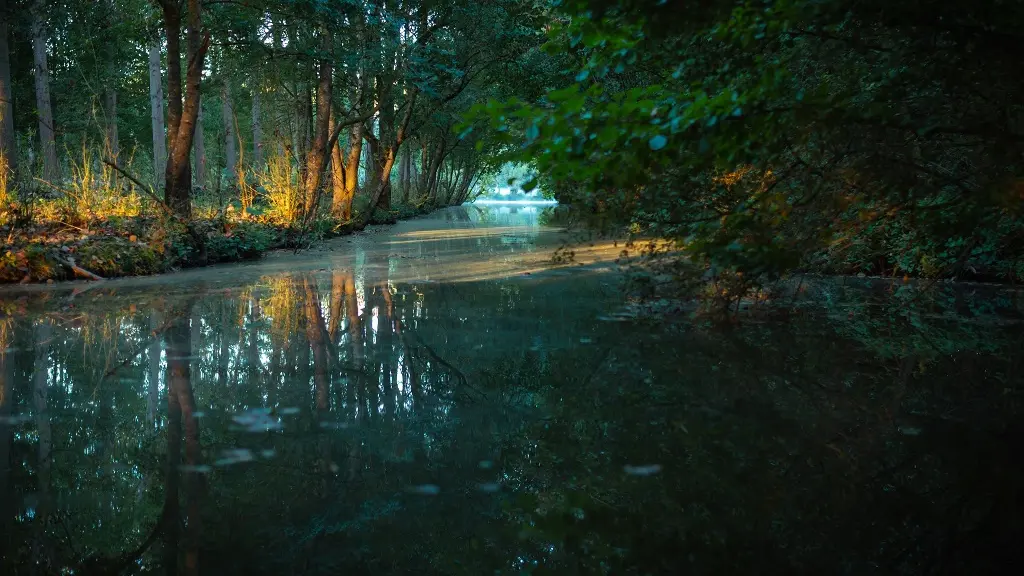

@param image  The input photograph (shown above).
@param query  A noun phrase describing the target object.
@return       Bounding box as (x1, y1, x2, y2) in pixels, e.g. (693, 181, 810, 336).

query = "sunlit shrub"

(60, 145, 143, 224)
(259, 155, 301, 225)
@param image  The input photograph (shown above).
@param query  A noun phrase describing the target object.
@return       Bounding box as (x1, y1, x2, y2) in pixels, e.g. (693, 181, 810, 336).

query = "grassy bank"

(1, 202, 434, 284)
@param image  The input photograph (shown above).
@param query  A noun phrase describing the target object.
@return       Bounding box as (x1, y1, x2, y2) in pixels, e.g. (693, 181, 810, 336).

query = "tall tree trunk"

(162, 0, 209, 218)
(0, 0, 16, 175)
(375, 82, 394, 212)
(31, 0, 58, 182)
(193, 99, 205, 190)
(301, 29, 332, 222)
(148, 41, 166, 192)
(356, 148, 396, 229)
(105, 89, 119, 160)
(222, 83, 237, 186)
(452, 164, 473, 205)
(103, 0, 119, 160)
(338, 123, 362, 219)
(417, 142, 427, 192)
(329, 113, 347, 220)
(251, 86, 262, 168)
(424, 140, 446, 204)
(398, 143, 411, 204)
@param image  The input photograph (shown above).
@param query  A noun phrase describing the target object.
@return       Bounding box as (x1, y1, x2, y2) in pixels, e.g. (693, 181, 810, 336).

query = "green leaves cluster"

(464, 0, 1024, 285)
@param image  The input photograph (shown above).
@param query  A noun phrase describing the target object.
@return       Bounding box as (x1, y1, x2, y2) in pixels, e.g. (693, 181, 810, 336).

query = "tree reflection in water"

(0, 262, 1022, 574)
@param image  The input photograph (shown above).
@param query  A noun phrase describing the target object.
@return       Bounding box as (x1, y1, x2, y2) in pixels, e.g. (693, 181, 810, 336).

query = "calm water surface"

(1, 205, 1022, 574)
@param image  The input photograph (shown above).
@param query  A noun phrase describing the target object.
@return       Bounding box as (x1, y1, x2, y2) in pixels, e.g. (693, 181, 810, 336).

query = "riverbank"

(0, 204, 429, 284)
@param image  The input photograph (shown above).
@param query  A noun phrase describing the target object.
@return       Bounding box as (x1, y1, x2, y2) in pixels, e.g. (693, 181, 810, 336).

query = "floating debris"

(477, 482, 501, 493)
(215, 449, 254, 467)
(278, 407, 301, 416)
(579, 337, 592, 344)
(408, 484, 441, 495)
(231, 408, 283, 432)
(180, 465, 212, 474)
(624, 464, 662, 476)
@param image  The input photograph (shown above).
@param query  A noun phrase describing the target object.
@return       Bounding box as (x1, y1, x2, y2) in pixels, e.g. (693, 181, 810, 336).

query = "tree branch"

(103, 159, 182, 220)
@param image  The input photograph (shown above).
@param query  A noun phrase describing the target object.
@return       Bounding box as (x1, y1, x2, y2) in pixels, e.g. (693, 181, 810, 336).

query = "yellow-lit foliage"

(62, 144, 143, 222)
(259, 155, 301, 225)
(0, 154, 11, 227)
(238, 165, 257, 217)
(0, 153, 9, 205)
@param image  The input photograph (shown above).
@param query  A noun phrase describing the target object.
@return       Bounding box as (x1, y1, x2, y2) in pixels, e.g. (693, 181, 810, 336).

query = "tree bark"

(0, 0, 16, 175)
(423, 139, 446, 204)
(398, 142, 411, 204)
(222, 82, 237, 186)
(103, 0, 118, 160)
(162, 0, 209, 218)
(148, 41, 166, 191)
(337, 122, 362, 219)
(193, 99, 205, 190)
(300, 30, 332, 222)
(251, 86, 262, 168)
(104, 89, 119, 160)
(31, 0, 58, 182)
(329, 112, 347, 220)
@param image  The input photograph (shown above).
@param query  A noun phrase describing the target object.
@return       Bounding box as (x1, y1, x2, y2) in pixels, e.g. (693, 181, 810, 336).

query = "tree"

(0, 0, 14, 174)
(31, 0, 58, 182)
(160, 0, 209, 218)
(149, 38, 167, 192)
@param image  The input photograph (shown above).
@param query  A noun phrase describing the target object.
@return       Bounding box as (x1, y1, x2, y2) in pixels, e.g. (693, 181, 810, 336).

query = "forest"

(2, 1, 1024, 573)
(2, 0, 1023, 291)
(0, 0, 528, 282)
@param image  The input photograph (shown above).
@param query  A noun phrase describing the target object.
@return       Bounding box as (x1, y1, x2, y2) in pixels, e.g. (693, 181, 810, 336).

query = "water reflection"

(0, 207, 1022, 574)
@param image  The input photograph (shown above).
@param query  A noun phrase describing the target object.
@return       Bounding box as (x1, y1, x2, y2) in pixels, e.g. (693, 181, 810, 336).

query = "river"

(1, 204, 1022, 574)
